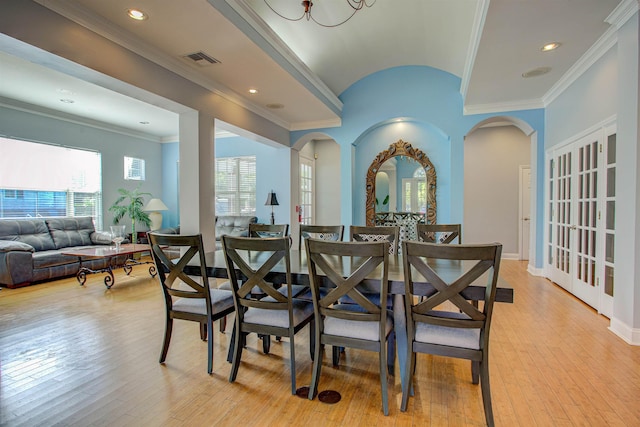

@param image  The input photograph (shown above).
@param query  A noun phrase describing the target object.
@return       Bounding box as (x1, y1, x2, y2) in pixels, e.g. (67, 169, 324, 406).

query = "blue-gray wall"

(0, 106, 164, 231)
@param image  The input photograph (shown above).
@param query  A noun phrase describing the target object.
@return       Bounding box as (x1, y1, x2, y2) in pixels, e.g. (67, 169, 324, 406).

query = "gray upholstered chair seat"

(172, 289, 234, 315)
(414, 311, 480, 350)
(244, 298, 314, 328)
(324, 304, 393, 341)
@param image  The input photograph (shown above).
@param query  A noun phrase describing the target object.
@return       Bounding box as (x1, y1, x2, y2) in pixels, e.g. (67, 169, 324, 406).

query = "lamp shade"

(144, 198, 168, 212)
(265, 191, 279, 206)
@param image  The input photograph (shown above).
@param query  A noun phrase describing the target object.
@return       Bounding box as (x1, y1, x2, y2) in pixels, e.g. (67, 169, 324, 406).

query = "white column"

(610, 11, 640, 344)
(179, 110, 217, 251)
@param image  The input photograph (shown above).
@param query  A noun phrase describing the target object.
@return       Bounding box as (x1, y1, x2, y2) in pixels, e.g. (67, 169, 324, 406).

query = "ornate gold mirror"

(365, 139, 437, 226)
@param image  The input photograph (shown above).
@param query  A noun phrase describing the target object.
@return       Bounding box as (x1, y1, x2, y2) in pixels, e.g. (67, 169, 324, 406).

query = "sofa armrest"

(0, 251, 34, 286)
(90, 231, 114, 245)
(0, 240, 35, 253)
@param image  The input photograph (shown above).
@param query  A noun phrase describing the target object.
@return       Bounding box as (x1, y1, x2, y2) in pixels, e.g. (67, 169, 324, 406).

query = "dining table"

(184, 248, 514, 389)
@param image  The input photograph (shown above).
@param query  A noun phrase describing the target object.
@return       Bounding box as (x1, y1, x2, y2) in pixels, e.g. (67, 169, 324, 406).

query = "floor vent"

(182, 52, 220, 66)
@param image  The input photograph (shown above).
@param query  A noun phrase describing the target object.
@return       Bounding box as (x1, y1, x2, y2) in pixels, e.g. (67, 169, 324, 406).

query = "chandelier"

(263, 0, 375, 28)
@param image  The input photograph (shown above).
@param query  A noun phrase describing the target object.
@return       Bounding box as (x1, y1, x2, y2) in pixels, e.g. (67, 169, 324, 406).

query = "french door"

(546, 124, 616, 317)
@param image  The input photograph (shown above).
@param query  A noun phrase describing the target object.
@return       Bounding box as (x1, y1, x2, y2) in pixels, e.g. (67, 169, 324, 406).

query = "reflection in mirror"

(366, 140, 436, 226)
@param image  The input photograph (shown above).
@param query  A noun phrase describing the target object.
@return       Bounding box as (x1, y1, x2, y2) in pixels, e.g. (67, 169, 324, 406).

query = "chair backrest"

(350, 225, 399, 255)
(221, 235, 293, 321)
(416, 223, 462, 244)
(305, 238, 389, 331)
(401, 241, 502, 349)
(249, 223, 289, 238)
(148, 232, 212, 310)
(298, 224, 344, 250)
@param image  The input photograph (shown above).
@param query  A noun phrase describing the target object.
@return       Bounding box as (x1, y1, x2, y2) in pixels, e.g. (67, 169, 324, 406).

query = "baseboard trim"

(502, 252, 519, 260)
(609, 317, 640, 345)
(527, 265, 545, 276)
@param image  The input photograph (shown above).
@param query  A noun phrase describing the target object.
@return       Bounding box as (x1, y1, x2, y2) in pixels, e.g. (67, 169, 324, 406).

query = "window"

(215, 156, 256, 215)
(124, 156, 145, 181)
(402, 167, 427, 213)
(300, 157, 313, 224)
(0, 137, 103, 228)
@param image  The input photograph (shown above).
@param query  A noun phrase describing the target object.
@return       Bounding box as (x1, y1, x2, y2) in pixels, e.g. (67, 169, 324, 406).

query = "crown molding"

(460, 0, 490, 100)
(463, 98, 544, 115)
(0, 96, 164, 142)
(542, 25, 618, 106)
(210, 0, 343, 114)
(605, 0, 639, 29)
(290, 118, 342, 132)
(32, 0, 295, 131)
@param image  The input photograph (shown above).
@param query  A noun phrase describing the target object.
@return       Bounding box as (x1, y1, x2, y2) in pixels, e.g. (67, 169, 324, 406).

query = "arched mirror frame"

(365, 139, 437, 226)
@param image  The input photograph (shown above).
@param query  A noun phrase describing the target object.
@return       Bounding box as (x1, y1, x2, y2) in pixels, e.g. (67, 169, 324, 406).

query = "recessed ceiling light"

(248, 89, 258, 94)
(57, 88, 74, 95)
(541, 42, 561, 52)
(522, 67, 552, 78)
(59, 99, 75, 103)
(127, 9, 148, 20)
(139, 121, 150, 125)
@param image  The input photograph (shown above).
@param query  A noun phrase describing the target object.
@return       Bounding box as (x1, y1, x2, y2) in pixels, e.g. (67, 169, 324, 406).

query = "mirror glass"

(365, 140, 437, 226)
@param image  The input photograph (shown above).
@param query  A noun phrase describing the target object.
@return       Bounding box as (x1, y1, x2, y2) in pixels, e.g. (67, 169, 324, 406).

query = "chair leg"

(227, 324, 235, 363)
(229, 323, 244, 383)
(159, 317, 173, 364)
(379, 341, 389, 416)
(262, 335, 271, 354)
(479, 358, 494, 427)
(206, 318, 214, 374)
(401, 349, 416, 411)
(332, 346, 341, 366)
(200, 322, 207, 341)
(309, 320, 316, 360)
(219, 315, 227, 333)
(308, 327, 322, 401)
(289, 334, 296, 395)
(472, 360, 480, 384)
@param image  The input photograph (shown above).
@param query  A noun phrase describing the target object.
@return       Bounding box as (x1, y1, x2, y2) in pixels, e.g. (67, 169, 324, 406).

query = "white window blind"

(0, 137, 103, 228)
(215, 156, 256, 216)
(124, 156, 145, 181)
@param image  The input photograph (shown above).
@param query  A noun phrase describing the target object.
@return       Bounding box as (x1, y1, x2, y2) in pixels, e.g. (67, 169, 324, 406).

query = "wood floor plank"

(2, 260, 640, 426)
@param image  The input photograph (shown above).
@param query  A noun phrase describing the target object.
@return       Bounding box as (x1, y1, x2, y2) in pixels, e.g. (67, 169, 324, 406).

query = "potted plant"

(108, 185, 153, 241)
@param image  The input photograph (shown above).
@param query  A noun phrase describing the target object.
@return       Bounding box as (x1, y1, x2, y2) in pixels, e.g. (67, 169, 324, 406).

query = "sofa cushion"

(46, 217, 95, 249)
(215, 216, 257, 240)
(0, 240, 35, 253)
(33, 249, 80, 269)
(0, 219, 55, 251)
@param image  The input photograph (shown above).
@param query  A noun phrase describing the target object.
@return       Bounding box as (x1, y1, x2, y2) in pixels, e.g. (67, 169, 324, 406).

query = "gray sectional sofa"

(0, 217, 124, 288)
(155, 215, 258, 249)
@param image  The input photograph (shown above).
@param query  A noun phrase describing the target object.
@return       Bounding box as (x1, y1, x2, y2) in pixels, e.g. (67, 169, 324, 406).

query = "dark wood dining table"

(184, 249, 514, 388)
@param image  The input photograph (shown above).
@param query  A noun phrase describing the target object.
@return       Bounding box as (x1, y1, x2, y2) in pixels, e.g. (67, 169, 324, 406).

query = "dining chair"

(298, 224, 344, 250)
(350, 225, 400, 255)
(417, 223, 462, 244)
(148, 232, 235, 375)
(249, 223, 289, 238)
(305, 238, 393, 415)
(221, 235, 315, 395)
(400, 240, 502, 426)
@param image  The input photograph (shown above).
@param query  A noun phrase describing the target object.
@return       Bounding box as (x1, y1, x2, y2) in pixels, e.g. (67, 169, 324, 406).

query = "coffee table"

(63, 243, 156, 289)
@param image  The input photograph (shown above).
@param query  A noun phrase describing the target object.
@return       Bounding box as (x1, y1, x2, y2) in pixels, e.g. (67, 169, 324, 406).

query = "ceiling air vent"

(182, 51, 220, 67)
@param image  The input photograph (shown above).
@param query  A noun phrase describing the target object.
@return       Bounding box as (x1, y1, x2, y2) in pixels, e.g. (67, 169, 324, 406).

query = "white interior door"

(519, 166, 531, 260)
(548, 145, 573, 290)
(546, 125, 616, 314)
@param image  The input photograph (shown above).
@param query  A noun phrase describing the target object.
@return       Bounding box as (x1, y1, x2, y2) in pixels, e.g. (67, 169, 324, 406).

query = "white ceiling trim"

(290, 118, 342, 132)
(605, 0, 639, 29)
(463, 98, 545, 116)
(542, 27, 618, 107)
(460, 0, 490, 101)
(0, 96, 168, 143)
(33, 0, 295, 131)
(207, 0, 342, 117)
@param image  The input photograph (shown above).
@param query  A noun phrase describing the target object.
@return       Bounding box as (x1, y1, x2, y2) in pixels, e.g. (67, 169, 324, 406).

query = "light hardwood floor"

(1, 260, 639, 426)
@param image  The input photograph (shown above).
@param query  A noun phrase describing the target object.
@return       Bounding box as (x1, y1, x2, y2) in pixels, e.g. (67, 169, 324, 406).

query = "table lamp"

(265, 191, 279, 225)
(144, 198, 169, 231)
